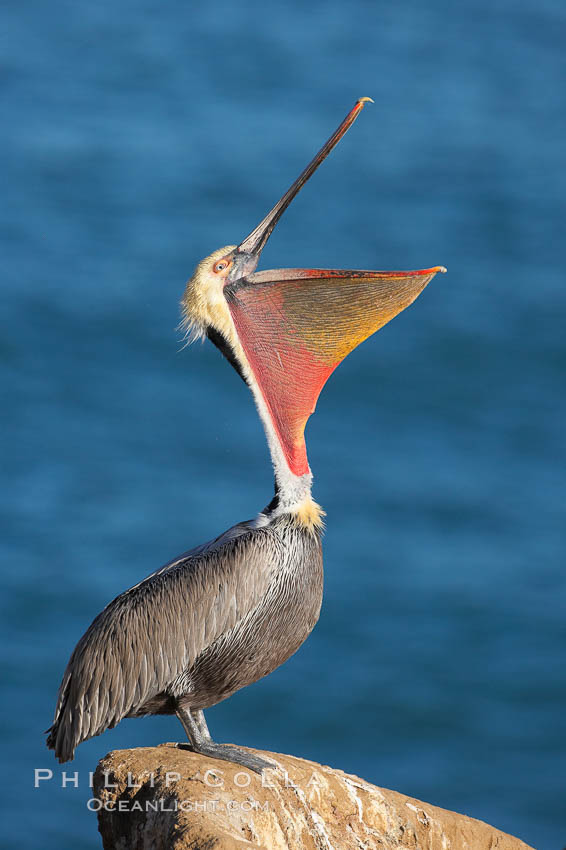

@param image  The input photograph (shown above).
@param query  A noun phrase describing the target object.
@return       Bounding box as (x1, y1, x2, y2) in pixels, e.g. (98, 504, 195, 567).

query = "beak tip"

(438, 266, 448, 273)
(357, 96, 375, 105)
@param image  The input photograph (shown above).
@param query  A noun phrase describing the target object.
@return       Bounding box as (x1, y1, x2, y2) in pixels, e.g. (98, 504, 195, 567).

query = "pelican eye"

(213, 258, 231, 274)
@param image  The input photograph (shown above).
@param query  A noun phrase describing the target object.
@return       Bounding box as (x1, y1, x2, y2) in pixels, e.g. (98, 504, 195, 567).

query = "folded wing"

(46, 525, 277, 761)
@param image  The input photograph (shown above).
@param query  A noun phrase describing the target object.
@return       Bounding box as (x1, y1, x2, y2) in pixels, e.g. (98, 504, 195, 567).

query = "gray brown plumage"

(47, 516, 322, 763)
(47, 98, 445, 770)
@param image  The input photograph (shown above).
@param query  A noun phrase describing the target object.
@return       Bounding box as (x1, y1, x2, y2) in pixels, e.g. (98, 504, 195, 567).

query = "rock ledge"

(93, 744, 533, 850)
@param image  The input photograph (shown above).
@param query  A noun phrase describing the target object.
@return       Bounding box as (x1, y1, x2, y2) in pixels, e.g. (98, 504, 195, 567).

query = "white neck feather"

(245, 371, 314, 508)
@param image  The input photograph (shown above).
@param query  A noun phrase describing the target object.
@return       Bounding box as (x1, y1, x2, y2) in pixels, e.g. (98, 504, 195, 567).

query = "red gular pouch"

(225, 265, 445, 477)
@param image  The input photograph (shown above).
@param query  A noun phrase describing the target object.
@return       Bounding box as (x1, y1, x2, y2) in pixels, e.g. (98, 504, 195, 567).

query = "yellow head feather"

(181, 246, 237, 342)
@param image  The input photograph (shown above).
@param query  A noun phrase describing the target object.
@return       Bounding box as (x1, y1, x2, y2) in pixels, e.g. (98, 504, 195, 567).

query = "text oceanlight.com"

(87, 798, 271, 813)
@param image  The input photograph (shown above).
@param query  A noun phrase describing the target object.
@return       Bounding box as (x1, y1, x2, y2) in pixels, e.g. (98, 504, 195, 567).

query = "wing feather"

(47, 524, 279, 761)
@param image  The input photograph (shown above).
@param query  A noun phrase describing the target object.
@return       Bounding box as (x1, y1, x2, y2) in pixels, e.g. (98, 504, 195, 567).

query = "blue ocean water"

(2, 0, 565, 846)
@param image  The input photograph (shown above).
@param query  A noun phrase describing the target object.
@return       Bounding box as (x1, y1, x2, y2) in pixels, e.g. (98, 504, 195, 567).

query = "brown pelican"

(47, 98, 446, 772)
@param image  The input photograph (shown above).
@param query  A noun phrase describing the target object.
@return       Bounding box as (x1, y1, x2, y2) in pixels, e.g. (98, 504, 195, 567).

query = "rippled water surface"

(2, 1, 565, 847)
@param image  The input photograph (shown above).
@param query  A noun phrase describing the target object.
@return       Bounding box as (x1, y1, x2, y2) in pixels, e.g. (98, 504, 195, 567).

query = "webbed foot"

(177, 740, 274, 774)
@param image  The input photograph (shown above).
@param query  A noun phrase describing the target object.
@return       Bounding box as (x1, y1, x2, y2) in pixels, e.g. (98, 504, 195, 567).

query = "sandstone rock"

(93, 744, 533, 850)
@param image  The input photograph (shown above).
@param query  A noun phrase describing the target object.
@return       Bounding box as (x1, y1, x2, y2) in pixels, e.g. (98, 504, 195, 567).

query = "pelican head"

(180, 99, 445, 497)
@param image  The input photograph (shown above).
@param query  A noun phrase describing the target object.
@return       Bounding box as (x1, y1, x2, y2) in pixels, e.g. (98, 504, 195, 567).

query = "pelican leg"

(192, 709, 211, 740)
(175, 706, 275, 775)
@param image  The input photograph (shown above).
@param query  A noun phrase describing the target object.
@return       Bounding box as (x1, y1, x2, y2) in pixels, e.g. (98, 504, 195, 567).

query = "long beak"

(237, 97, 373, 261)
